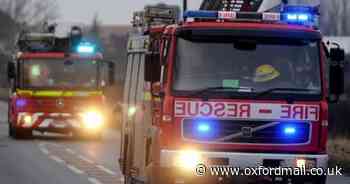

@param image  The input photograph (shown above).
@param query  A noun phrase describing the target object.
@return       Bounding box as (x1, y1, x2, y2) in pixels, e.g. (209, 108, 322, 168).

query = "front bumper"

(160, 149, 328, 169)
(16, 112, 105, 132)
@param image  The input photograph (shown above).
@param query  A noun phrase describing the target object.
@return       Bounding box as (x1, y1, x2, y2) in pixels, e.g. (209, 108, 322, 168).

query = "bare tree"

(320, 0, 350, 36)
(0, 0, 59, 27)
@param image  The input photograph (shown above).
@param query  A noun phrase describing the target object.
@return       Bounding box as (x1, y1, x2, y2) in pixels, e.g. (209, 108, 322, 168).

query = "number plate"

(207, 158, 229, 165)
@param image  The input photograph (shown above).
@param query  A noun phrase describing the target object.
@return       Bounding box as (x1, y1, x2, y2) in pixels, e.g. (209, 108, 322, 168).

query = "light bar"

(184, 5, 318, 27)
(183, 10, 218, 19)
(281, 5, 317, 25)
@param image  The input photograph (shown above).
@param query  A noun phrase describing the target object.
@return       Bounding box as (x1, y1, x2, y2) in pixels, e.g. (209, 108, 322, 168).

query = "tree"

(0, 0, 59, 27)
(88, 13, 103, 52)
(320, 0, 350, 36)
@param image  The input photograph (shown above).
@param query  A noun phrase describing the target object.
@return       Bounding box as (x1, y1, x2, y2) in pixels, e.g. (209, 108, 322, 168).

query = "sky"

(57, 0, 202, 25)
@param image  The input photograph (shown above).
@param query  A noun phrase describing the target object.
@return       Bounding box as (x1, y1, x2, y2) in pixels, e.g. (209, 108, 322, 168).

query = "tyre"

(312, 176, 326, 184)
(293, 176, 327, 184)
(8, 123, 14, 137)
(13, 128, 33, 139)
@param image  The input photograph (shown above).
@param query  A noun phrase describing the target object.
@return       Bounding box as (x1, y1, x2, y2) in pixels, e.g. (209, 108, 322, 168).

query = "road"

(0, 101, 349, 184)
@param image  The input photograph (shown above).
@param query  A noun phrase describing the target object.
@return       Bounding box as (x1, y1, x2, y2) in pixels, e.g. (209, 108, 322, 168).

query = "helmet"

(253, 64, 280, 82)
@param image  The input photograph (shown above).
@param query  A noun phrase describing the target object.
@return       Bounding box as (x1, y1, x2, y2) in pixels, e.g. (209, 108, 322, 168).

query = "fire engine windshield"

(22, 59, 99, 90)
(174, 37, 322, 99)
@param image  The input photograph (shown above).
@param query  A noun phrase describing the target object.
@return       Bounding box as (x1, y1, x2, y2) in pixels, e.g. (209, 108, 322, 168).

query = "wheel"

(8, 104, 13, 137)
(312, 176, 326, 184)
(8, 123, 14, 137)
(293, 176, 327, 184)
(13, 128, 33, 139)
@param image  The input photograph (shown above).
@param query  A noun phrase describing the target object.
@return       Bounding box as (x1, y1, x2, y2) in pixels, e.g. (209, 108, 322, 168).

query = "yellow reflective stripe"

(144, 92, 152, 101)
(16, 89, 103, 97)
(154, 97, 161, 102)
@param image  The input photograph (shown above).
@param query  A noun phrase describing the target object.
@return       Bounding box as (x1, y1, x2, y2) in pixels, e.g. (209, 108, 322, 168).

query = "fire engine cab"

(7, 26, 115, 139)
(120, 1, 345, 184)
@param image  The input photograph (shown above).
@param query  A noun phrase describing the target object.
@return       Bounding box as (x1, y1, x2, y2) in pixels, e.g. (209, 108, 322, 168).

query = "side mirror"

(330, 47, 345, 62)
(7, 62, 15, 79)
(152, 82, 164, 97)
(328, 48, 345, 103)
(108, 62, 115, 86)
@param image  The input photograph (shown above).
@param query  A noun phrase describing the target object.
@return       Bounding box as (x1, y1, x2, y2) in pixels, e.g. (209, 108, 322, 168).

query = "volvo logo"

(56, 99, 65, 108)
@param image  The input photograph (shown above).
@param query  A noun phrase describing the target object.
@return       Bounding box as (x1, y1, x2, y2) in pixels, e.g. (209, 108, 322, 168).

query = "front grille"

(182, 119, 311, 145)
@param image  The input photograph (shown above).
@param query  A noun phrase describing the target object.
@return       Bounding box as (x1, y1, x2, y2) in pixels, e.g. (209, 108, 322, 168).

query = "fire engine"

(120, 1, 345, 184)
(7, 25, 115, 139)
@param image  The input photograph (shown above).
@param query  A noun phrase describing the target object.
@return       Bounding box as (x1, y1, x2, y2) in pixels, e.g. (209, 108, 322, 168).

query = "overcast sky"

(57, 0, 202, 25)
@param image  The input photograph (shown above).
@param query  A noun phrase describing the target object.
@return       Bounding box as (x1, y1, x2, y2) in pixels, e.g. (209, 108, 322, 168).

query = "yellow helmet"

(253, 64, 280, 83)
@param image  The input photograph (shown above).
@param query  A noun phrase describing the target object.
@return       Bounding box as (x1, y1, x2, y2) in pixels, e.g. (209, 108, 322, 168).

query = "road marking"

(88, 177, 103, 184)
(78, 155, 94, 164)
(40, 147, 49, 155)
(97, 165, 117, 175)
(67, 164, 84, 175)
(66, 148, 76, 155)
(50, 155, 65, 164)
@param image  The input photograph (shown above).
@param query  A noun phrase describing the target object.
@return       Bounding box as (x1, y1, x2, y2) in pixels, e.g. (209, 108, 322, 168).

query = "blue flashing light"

(282, 5, 317, 25)
(16, 99, 26, 107)
(284, 13, 311, 22)
(284, 126, 296, 135)
(77, 43, 95, 54)
(197, 123, 211, 132)
(184, 10, 218, 19)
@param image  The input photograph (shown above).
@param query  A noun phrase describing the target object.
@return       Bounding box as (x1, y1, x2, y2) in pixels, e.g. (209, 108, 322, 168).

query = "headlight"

(23, 115, 33, 127)
(174, 150, 202, 170)
(82, 111, 104, 130)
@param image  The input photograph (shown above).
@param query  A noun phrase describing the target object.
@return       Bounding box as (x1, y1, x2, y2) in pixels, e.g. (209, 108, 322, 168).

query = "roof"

(323, 36, 350, 54)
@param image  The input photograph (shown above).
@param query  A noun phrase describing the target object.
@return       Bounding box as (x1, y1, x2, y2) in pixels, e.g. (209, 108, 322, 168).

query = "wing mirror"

(7, 62, 15, 79)
(328, 46, 345, 103)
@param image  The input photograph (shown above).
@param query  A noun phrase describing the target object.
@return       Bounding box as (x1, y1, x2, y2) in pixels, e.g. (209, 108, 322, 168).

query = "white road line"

(66, 148, 76, 155)
(50, 155, 65, 164)
(88, 177, 103, 184)
(78, 155, 94, 164)
(38, 142, 46, 147)
(40, 147, 49, 155)
(97, 165, 116, 175)
(48, 143, 60, 147)
(67, 164, 84, 175)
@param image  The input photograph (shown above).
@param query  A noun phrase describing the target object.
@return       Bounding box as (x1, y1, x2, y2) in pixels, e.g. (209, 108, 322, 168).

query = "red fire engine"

(120, 2, 345, 184)
(7, 26, 115, 139)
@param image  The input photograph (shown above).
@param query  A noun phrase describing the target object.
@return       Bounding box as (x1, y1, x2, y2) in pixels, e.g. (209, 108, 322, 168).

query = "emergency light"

(284, 126, 296, 135)
(183, 5, 318, 27)
(197, 123, 211, 132)
(195, 120, 215, 138)
(77, 42, 95, 54)
(281, 6, 316, 24)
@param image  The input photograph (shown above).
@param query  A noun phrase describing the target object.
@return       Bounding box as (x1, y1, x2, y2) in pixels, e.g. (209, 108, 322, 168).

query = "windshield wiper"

(192, 86, 254, 98)
(257, 88, 319, 98)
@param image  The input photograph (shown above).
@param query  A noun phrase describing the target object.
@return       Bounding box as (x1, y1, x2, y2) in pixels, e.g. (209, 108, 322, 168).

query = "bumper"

(16, 112, 105, 131)
(160, 150, 328, 169)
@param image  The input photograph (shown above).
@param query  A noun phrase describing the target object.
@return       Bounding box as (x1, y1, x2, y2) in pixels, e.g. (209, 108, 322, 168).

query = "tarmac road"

(0, 101, 349, 184)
